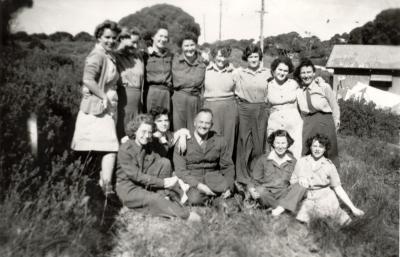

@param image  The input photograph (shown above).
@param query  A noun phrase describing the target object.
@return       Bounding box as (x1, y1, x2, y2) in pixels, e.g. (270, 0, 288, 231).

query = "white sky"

(12, 0, 400, 43)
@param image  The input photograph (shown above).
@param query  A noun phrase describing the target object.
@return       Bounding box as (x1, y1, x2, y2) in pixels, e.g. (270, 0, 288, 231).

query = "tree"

(348, 8, 400, 45)
(73, 31, 94, 42)
(0, 0, 33, 45)
(48, 31, 73, 42)
(119, 4, 201, 47)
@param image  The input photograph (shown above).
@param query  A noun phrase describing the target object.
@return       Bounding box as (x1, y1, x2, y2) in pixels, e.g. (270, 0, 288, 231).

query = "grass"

(0, 40, 398, 257)
(109, 135, 399, 257)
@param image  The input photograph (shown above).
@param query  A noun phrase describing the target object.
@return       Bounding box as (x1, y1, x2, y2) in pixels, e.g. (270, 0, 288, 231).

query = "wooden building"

(326, 45, 400, 97)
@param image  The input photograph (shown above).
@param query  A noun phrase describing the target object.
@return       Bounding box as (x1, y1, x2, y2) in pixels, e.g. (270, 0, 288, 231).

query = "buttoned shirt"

(290, 155, 341, 189)
(115, 48, 144, 90)
(251, 151, 296, 191)
(204, 63, 236, 101)
(172, 52, 207, 96)
(234, 66, 271, 103)
(116, 139, 165, 189)
(267, 78, 299, 110)
(144, 47, 173, 89)
(297, 80, 340, 125)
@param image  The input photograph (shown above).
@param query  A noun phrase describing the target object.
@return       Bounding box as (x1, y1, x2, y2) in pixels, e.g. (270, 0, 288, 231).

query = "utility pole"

(257, 0, 266, 53)
(203, 14, 206, 43)
(219, 0, 222, 41)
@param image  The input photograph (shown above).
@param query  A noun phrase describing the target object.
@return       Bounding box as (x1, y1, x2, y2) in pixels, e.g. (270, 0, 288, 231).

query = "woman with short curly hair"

(203, 45, 238, 159)
(116, 114, 200, 221)
(71, 20, 121, 195)
(266, 56, 303, 159)
(295, 58, 340, 168)
(291, 134, 364, 225)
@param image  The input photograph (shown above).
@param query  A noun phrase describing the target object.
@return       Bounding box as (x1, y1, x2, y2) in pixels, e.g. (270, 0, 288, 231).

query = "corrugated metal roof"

(326, 45, 400, 70)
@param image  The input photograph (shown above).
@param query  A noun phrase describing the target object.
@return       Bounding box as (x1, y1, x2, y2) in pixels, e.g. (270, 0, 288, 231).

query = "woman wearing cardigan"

(71, 20, 121, 195)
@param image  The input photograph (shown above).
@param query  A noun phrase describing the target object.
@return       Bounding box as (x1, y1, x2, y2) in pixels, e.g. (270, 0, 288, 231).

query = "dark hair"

(177, 31, 199, 47)
(94, 20, 121, 39)
(149, 106, 169, 121)
(143, 24, 169, 46)
(125, 114, 154, 139)
(242, 44, 262, 61)
(196, 108, 213, 118)
(294, 58, 316, 83)
(270, 56, 294, 74)
(210, 45, 232, 58)
(305, 133, 331, 157)
(118, 27, 141, 41)
(267, 129, 294, 148)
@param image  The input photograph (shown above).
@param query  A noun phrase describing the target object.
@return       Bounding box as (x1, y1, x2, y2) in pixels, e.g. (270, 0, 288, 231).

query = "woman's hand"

(176, 136, 187, 154)
(197, 183, 216, 196)
(351, 207, 365, 217)
(102, 97, 109, 110)
(164, 176, 178, 188)
(248, 187, 260, 199)
(298, 177, 309, 188)
(221, 189, 231, 199)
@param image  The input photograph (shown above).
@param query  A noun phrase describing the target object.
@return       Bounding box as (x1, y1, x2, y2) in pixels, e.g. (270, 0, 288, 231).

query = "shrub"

(339, 98, 400, 144)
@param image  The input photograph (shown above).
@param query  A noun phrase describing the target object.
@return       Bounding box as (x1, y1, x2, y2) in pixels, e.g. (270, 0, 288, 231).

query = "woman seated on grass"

(248, 130, 306, 216)
(291, 133, 364, 225)
(148, 106, 191, 159)
(115, 114, 200, 221)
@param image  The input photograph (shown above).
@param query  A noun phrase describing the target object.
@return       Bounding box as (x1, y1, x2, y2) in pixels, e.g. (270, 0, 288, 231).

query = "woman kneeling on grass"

(291, 133, 364, 225)
(248, 130, 307, 216)
(115, 114, 200, 221)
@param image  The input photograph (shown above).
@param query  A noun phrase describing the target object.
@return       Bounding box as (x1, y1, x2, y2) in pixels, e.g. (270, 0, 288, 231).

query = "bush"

(339, 98, 400, 144)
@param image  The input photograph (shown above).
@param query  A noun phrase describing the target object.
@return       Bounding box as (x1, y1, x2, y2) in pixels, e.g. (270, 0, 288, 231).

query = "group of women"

(71, 20, 364, 225)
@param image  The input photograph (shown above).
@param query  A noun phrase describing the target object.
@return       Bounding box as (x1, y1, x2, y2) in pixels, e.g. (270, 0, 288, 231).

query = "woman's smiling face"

(310, 139, 326, 159)
(273, 63, 289, 83)
(98, 28, 117, 51)
(300, 66, 315, 86)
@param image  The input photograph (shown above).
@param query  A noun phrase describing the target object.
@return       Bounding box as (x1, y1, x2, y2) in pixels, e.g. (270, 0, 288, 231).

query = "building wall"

(332, 68, 400, 97)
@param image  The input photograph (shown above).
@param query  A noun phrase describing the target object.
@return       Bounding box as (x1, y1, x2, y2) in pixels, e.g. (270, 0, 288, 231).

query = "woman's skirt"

(267, 106, 303, 159)
(302, 112, 339, 168)
(235, 100, 269, 184)
(203, 98, 238, 159)
(117, 87, 141, 139)
(71, 90, 119, 152)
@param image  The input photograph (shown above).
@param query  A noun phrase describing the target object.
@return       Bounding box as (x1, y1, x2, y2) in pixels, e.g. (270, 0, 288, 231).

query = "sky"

(12, 0, 400, 43)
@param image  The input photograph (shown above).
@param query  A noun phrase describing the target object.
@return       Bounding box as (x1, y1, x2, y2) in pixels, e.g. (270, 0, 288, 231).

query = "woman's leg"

(100, 152, 116, 194)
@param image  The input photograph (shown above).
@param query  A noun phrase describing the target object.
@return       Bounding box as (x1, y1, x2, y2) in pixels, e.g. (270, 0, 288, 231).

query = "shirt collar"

(242, 66, 268, 75)
(207, 62, 234, 72)
(267, 150, 292, 164)
(147, 46, 169, 57)
(178, 52, 203, 66)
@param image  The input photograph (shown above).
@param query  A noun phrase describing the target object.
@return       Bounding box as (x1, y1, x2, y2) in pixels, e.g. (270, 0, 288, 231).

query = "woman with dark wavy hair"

(291, 134, 364, 225)
(266, 56, 303, 159)
(295, 58, 340, 168)
(172, 32, 207, 132)
(203, 45, 238, 159)
(248, 130, 306, 216)
(71, 20, 121, 195)
(115, 114, 200, 221)
(234, 44, 271, 185)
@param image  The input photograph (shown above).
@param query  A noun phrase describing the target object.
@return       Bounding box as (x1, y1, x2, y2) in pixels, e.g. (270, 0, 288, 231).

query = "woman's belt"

(304, 111, 332, 117)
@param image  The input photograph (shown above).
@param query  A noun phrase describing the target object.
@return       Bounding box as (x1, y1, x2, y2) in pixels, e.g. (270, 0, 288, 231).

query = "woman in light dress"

(266, 56, 303, 159)
(291, 133, 364, 225)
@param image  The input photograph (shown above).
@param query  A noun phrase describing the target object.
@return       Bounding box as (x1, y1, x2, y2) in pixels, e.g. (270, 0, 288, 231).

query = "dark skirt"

(235, 101, 269, 184)
(203, 98, 238, 160)
(146, 86, 171, 113)
(117, 87, 141, 139)
(302, 112, 339, 168)
(172, 90, 201, 132)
